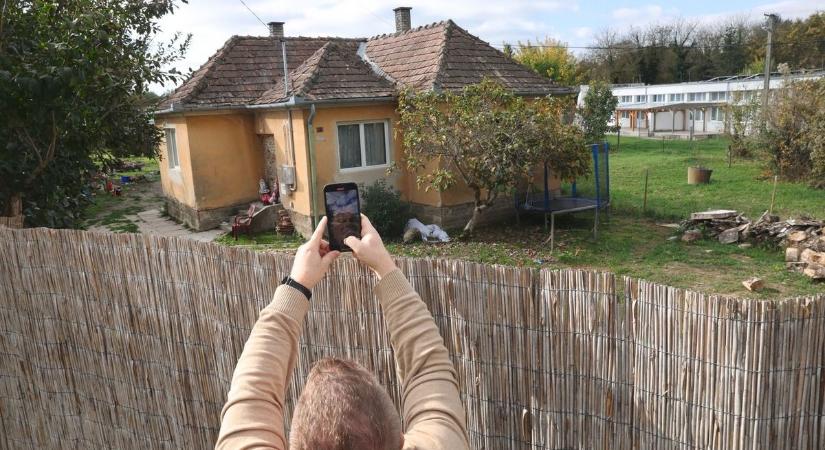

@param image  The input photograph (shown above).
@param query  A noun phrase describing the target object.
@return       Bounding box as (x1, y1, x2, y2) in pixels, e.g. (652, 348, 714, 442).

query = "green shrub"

(362, 179, 410, 239)
(761, 77, 825, 187)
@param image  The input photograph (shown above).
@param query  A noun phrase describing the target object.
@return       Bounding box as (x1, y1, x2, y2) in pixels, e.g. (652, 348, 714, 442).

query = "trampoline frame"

(516, 142, 611, 251)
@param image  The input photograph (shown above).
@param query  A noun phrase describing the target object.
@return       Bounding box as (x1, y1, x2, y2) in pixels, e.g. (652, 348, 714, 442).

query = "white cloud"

(574, 26, 593, 39)
(612, 5, 664, 21)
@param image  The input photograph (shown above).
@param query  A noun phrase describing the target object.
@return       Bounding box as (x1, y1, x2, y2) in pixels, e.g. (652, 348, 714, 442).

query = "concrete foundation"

(410, 196, 516, 230)
(165, 197, 253, 231)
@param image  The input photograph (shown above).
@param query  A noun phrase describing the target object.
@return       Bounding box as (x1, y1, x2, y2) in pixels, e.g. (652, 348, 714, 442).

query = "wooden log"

(742, 277, 765, 291)
(718, 227, 740, 244)
(690, 210, 738, 220)
(800, 249, 825, 265)
(802, 263, 825, 279)
(785, 247, 801, 262)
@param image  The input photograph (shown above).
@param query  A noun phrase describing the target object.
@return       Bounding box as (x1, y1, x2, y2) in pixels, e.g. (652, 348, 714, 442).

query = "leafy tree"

(760, 77, 825, 186)
(0, 0, 189, 227)
(397, 79, 589, 234)
(579, 81, 618, 144)
(513, 38, 582, 86)
(724, 91, 760, 157)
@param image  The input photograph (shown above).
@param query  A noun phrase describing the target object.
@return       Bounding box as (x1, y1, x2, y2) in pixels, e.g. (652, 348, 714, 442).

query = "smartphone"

(323, 183, 361, 252)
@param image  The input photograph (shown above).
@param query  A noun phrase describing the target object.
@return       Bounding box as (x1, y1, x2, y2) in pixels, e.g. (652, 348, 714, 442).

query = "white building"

(578, 69, 825, 137)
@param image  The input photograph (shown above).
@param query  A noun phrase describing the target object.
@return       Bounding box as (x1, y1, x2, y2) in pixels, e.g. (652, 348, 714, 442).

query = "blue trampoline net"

(516, 142, 610, 212)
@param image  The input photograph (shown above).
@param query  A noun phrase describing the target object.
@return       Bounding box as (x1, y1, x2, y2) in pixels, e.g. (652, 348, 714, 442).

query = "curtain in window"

(363, 123, 386, 166)
(165, 129, 179, 168)
(338, 124, 361, 169)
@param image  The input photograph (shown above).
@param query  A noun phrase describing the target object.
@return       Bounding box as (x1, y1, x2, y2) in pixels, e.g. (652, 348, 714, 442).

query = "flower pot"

(687, 166, 712, 185)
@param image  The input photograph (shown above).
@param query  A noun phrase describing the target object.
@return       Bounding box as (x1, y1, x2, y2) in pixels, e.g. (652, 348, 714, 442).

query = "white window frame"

(651, 94, 665, 103)
(164, 126, 180, 170)
(669, 93, 683, 102)
(336, 120, 391, 172)
(620, 95, 632, 103)
(635, 95, 647, 103)
(620, 111, 630, 119)
(710, 107, 725, 122)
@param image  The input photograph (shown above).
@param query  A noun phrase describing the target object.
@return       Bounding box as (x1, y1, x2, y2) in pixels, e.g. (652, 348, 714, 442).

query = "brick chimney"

(393, 7, 411, 33)
(268, 21, 284, 38)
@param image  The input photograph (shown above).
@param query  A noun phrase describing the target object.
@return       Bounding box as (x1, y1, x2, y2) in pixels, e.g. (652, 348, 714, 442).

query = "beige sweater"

(216, 269, 470, 450)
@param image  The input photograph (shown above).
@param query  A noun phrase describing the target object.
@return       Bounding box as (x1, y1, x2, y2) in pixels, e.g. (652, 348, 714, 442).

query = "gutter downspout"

(306, 104, 318, 228)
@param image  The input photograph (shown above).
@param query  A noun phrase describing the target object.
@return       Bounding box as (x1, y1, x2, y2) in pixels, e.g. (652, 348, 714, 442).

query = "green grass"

(602, 135, 825, 220)
(81, 156, 163, 233)
(214, 231, 304, 251)
(386, 215, 822, 298)
(214, 136, 824, 297)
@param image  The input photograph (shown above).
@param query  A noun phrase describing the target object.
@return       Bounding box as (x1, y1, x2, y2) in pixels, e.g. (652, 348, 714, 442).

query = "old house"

(155, 7, 573, 236)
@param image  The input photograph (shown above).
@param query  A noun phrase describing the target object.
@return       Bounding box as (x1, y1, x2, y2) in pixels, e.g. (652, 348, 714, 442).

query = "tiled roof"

(158, 21, 572, 112)
(255, 41, 396, 104)
(366, 21, 573, 96)
(158, 36, 360, 110)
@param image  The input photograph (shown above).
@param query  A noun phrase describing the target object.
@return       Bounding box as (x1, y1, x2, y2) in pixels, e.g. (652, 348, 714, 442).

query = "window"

(690, 110, 704, 120)
(688, 92, 706, 102)
(709, 91, 728, 101)
(669, 93, 683, 102)
(337, 121, 390, 170)
(620, 95, 633, 103)
(710, 107, 725, 122)
(652, 94, 665, 103)
(620, 111, 630, 119)
(634, 95, 647, 103)
(165, 128, 179, 169)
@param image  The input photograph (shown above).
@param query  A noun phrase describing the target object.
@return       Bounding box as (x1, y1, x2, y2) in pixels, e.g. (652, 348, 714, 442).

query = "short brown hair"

(289, 357, 402, 450)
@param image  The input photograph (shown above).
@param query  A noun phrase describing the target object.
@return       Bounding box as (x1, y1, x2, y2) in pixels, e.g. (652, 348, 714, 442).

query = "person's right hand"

(344, 215, 397, 279)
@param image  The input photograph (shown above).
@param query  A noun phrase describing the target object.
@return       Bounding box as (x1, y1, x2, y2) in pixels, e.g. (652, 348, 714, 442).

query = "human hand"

(289, 216, 340, 289)
(343, 214, 397, 279)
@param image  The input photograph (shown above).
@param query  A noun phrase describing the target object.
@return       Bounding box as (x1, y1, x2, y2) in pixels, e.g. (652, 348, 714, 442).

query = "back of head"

(289, 357, 402, 450)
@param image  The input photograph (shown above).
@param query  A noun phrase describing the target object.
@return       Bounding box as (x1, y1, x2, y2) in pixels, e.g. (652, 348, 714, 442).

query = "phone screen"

(324, 184, 361, 251)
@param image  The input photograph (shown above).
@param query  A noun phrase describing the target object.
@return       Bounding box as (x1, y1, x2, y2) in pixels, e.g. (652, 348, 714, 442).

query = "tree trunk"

(6, 193, 22, 217)
(463, 205, 484, 235)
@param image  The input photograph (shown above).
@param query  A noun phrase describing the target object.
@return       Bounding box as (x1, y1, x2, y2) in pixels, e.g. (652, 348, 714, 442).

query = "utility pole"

(762, 13, 778, 118)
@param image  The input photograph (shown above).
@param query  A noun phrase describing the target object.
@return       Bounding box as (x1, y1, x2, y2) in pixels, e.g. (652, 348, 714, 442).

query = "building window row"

(687, 92, 706, 102)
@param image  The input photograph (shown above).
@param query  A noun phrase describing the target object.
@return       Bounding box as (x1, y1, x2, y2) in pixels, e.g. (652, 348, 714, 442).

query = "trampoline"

(516, 142, 610, 251)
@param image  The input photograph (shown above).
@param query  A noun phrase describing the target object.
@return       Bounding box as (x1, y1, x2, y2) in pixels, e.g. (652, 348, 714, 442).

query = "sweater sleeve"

(215, 285, 310, 450)
(375, 269, 470, 450)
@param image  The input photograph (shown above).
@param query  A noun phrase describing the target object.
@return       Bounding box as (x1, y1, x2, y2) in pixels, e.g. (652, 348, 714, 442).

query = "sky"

(153, 0, 823, 93)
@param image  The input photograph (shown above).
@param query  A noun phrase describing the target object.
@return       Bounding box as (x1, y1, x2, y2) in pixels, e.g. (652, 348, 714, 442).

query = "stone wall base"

(286, 209, 314, 238)
(165, 197, 251, 231)
(410, 196, 516, 231)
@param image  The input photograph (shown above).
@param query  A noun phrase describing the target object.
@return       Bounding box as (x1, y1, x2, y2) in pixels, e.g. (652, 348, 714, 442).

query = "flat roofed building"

(578, 70, 824, 137)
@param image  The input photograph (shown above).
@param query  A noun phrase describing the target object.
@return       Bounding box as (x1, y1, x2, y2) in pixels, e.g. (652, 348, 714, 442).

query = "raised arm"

(345, 217, 470, 450)
(216, 218, 339, 449)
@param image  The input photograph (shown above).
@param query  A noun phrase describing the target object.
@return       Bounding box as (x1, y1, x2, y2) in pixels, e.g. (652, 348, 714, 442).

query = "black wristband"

(281, 276, 311, 300)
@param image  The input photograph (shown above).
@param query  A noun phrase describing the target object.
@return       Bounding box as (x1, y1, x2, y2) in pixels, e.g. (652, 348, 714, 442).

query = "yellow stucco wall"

(186, 114, 264, 209)
(156, 116, 197, 208)
(256, 109, 313, 216)
(159, 104, 565, 218)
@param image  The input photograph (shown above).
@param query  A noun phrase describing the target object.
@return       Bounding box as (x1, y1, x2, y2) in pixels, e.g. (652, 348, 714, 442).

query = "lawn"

(82, 157, 164, 233)
(216, 136, 824, 298)
(604, 135, 825, 220)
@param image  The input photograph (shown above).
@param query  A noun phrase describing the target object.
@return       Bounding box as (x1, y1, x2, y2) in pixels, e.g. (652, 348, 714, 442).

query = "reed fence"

(0, 215, 23, 229)
(0, 227, 823, 449)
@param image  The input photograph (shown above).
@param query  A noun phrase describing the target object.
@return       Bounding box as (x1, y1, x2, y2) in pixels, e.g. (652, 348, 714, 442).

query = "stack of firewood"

(682, 209, 824, 280)
(276, 209, 294, 235)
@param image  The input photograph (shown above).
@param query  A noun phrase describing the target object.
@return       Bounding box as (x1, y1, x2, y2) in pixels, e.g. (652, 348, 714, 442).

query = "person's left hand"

(289, 216, 340, 289)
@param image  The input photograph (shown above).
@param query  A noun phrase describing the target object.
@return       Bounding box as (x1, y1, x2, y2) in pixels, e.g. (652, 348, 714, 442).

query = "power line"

(238, 0, 267, 29)
(494, 37, 825, 53)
